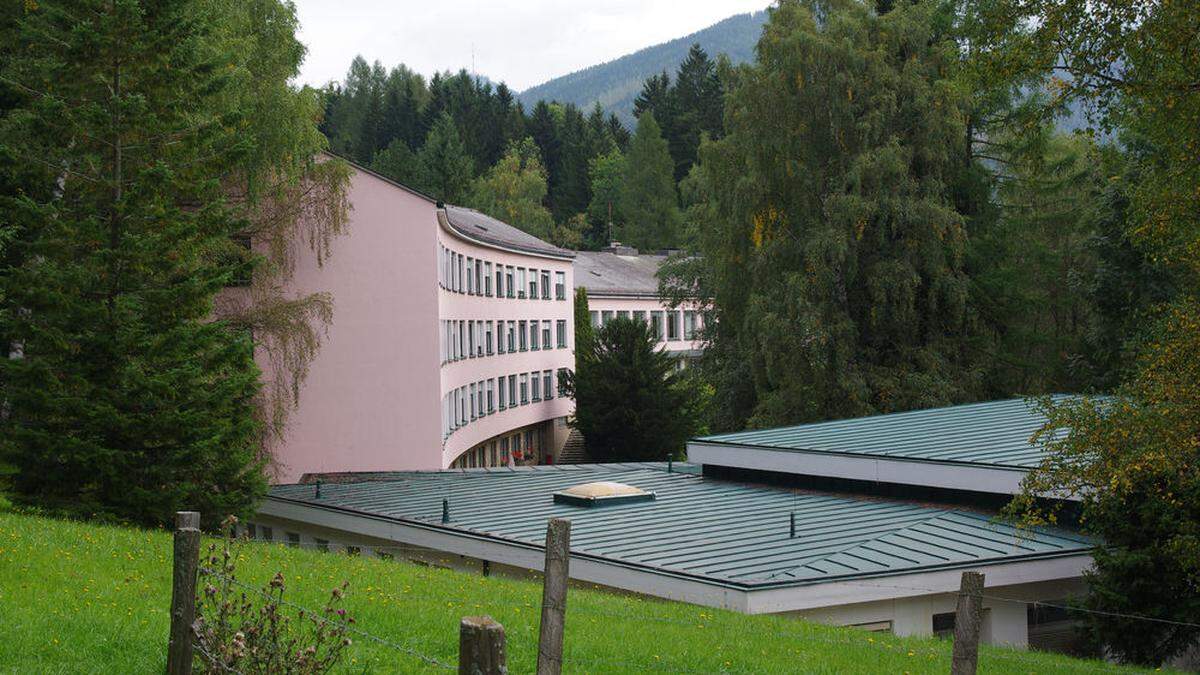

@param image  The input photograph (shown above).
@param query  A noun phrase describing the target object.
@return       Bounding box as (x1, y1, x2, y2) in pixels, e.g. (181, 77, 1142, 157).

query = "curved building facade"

(264, 162, 573, 482)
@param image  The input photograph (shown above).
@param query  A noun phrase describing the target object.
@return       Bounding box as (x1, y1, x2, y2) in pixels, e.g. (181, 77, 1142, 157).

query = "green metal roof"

(269, 463, 1092, 588)
(696, 397, 1074, 470)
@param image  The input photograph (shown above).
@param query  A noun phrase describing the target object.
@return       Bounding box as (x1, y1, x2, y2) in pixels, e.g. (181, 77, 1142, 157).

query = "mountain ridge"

(518, 10, 770, 126)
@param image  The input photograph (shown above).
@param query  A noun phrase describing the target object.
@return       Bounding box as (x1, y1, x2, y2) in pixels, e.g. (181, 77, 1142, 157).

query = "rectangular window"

(466, 257, 474, 295)
(529, 269, 539, 299)
(617, 310, 630, 320)
(246, 523, 257, 540)
(484, 262, 493, 296)
(556, 320, 567, 348)
(684, 310, 697, 339)
(468, 320, 476, 357)
(470, 382, 477, 419)
(495, 265, 503, 298)
(457, 254, 464, 293)
(517, 268, 527, 298)
(633, 310, 647, 324)
(286, 532, 300, 548)
(477, 320, 484, 357)
(497, 318, 506, 353)
(487, 379, 495, 413)
(519, 320, 528, 351)
(520, 373, 529, 404)
(543, 370, 553, 400)
(508, 374, 517, 406)
(667, 310, 680, 341)
(508, 320, 516, 349)
(506, 266, 515, 298)
(557, 368, 568, 396)
(590, 311, 600, 328)
(315, 538, 329, 553)
(540, 270, 551, 299)
(459, 320, 467, 358)
(555, 271, 566, 300)
(530, 372, 540, 402)
(498, 376, 507, 409)
(601, 310, 614, 325)
(261, 525, 273, 541)
(486, 321, 494, 355)
(475, 260, 482, 296)
(651, 311, 665, 340)
(542, 320, 551, 350)
(530, 320, 540, 351)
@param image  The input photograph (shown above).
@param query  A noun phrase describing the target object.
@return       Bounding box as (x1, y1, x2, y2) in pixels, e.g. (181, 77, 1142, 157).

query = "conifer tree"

(416, 113, 475, 203)
(0, 0, 346, 526)
(619, 113, 681, 250)
(586, 150, 627, 247)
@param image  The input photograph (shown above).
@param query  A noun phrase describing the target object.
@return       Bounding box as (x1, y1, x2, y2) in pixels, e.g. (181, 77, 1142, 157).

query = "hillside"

(0, 510, 1152, 673)
(518, 11, 769, 127)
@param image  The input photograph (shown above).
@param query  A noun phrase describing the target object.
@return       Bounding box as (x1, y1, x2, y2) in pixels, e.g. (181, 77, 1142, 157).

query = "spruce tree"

(619, 112, 681, 250)
(0, 0, 280, 526)
(416, 113, 475, 203)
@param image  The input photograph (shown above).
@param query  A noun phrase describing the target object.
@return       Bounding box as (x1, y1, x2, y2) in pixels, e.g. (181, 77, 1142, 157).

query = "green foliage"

(415, 113, 474, 203)
(585, 150, 627, 246)
(0, 0, 284, 527)
(969, 131, 1105, 393)
(369, 138, 420, 186)
(619, 112, 682, 250)
(562, 318, 697, 461)
(468, 138, 554, 238)
(688, 0, 983, 430)
(1013, 301, 1200, 664)
(572, 287, 594, 358)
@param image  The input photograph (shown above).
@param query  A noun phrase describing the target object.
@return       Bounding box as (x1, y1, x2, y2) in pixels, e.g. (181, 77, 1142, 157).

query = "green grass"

(0, 510, 1150, 674)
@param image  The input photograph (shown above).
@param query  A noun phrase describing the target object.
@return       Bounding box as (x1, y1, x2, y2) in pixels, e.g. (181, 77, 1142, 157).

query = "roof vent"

(553, 481, 656, 507)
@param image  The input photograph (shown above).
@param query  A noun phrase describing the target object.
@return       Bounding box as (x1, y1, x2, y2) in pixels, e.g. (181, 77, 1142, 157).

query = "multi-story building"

(574, 244, 705, 361)
(266, 162, 573, 482)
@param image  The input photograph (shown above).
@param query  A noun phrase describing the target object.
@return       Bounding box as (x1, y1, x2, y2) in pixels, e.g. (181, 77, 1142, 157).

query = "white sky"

(292, 1, 772, 92)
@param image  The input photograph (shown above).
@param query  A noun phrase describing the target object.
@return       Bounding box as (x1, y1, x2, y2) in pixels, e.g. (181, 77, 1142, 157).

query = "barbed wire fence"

(167, 511, 1193, 674)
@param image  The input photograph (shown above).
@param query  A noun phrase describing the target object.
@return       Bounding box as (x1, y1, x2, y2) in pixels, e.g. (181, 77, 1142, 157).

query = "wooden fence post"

(950, 571, 985, 675)
(458, 615, 506, 675)
(537, 518, 571, 675)
(167, 511, 201, 675)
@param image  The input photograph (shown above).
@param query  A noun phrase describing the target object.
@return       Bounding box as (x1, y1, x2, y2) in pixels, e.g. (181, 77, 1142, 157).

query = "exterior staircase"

(556, 429, 590, 464)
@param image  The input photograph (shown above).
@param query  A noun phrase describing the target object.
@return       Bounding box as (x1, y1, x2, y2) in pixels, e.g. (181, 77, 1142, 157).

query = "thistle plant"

(193, 517, 353, 673)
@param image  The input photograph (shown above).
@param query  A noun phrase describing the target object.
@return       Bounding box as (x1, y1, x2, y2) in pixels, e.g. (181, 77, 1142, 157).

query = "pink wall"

(436, 218, 575, 467)
(264, 167, 442, 482)
(585, 296, 705, 354)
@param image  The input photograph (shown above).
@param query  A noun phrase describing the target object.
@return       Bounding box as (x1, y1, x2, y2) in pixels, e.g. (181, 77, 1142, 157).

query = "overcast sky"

(291, 1, 772, 92)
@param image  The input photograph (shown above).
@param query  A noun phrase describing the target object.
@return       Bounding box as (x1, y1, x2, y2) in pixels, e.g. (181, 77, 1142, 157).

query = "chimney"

(602, 241, 639, 256)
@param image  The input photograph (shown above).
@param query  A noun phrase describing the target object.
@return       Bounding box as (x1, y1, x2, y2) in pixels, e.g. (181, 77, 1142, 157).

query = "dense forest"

(319, 44, 724, 251)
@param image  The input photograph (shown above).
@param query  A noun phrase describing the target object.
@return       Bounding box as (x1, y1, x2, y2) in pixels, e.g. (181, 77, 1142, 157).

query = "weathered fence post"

(459, 615, 507, 675)
(950, 571, 985, 675)
(537, 518, 571, 675)
(167, 511, 201, 675)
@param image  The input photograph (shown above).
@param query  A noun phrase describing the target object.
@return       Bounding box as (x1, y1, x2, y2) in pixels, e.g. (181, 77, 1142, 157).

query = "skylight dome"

(553, 481, 656, 507)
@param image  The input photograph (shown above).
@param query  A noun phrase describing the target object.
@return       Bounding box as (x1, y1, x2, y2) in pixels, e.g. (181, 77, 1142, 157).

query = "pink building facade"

(265, 163, 573, 482)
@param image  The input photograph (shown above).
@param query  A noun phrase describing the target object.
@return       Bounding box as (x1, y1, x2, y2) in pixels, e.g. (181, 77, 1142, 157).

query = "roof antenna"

(667, 456, 673, 473)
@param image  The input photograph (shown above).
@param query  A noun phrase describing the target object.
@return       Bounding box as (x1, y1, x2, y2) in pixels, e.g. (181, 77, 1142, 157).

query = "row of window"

(590, 309, 701, 341)
(451, 428, 542, 469)
(442, 368, 568, 438)
(439, 244, 566, 301)
(441, 318, 568, 363)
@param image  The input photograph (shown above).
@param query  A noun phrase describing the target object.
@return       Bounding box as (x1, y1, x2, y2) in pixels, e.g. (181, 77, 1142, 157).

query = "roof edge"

(438, 207, 575, 261)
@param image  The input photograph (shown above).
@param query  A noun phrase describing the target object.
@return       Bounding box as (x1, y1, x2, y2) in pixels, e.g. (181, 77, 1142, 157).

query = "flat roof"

(268, 463, 1091, 590)
(573, 250, 667, 297)
(694, 397, 1074, 470)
